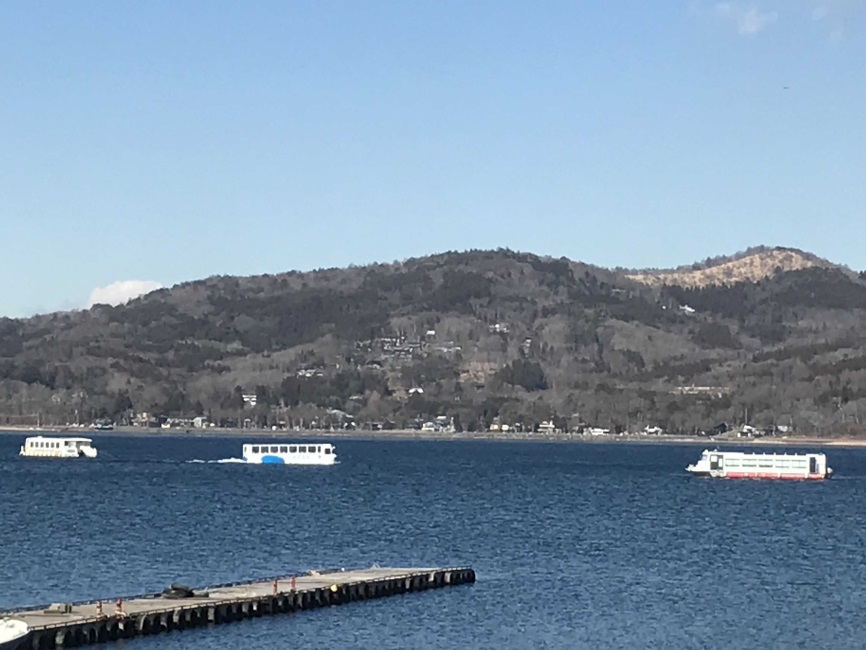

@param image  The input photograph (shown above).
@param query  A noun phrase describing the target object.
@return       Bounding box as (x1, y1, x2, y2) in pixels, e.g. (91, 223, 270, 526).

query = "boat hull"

(0, 620, 30, 650)
(688, 469, 829, 480)
(244, 455, 336, 466)
(0, 637, 30, 650)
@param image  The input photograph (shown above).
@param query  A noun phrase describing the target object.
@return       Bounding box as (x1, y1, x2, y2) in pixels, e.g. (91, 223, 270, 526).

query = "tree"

(496, 360, 548, 391)
(224, 385, 245, 411)
(111, 391, 134, 419)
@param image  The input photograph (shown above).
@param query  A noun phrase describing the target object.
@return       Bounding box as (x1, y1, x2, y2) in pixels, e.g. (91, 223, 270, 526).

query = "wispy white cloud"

(704, 1, 863, 42)
(715, 2, 779, 34)
(87, 280, 163, 308)
(809, 0, 866, 40)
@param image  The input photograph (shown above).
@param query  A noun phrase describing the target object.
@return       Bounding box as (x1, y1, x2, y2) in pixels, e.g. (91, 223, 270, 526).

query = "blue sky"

(1, 1, 864, 317)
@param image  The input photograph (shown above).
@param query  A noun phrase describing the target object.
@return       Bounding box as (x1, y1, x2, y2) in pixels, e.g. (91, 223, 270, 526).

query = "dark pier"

(1, 566, 476, 649)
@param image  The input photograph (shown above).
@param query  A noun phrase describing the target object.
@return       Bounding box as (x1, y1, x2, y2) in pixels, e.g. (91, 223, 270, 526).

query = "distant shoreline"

(1, 425, 865, 448)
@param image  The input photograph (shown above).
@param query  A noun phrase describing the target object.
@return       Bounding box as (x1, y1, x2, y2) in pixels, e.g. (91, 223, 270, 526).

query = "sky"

(1, 1, 864, 317)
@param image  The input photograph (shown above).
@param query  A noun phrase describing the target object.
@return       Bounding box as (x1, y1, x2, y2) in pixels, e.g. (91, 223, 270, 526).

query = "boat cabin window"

(268, 446, 276, 453)
(280, 446, 288, 453)
(298, 446, 307, 453)
(324, 447, 332, 454)
(251, 446, 260, 453)
(289, 445, 297, 453)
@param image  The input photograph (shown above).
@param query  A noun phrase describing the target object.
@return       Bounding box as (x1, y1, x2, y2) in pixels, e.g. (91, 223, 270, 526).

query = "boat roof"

(244, 442, 334, 446)
(25, 435, 93, 443)
(702, 448, 824, 457)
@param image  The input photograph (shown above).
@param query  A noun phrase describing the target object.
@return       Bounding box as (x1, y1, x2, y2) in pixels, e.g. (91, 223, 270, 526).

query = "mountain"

(626, 246, 837, 288)
(2, 247, 866, 437)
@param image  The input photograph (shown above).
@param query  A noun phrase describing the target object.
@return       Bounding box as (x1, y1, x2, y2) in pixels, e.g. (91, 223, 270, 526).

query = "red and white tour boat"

(686, 449, 833, 480)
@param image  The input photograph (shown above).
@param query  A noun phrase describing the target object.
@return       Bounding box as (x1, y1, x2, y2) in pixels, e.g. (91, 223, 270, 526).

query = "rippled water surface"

(2, 433, 866, 649)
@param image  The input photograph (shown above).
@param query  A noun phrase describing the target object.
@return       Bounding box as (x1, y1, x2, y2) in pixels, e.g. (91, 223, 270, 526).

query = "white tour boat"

(686, 449, 832, 480)
(19, 436, 98, 459)
(242, 442, 336, 465)
(0, 618, 30, 650)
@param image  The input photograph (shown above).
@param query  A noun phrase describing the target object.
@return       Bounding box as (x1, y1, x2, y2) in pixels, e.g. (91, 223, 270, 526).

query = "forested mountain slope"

(2, 247, 866, 436)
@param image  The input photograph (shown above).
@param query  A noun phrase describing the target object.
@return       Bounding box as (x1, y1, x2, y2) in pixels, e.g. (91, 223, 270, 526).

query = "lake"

(1, 433, 865, 649)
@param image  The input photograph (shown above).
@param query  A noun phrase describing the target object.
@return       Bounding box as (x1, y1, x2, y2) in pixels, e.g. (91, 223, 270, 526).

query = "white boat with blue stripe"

(242, 442, 336, 465)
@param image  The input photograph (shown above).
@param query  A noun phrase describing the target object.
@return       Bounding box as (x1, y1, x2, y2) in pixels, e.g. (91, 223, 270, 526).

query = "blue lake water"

(1, 433, 865, 649)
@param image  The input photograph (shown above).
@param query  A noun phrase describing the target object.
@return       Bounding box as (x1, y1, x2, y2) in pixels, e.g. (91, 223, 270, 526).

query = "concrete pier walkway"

(1, 566, 476, 649)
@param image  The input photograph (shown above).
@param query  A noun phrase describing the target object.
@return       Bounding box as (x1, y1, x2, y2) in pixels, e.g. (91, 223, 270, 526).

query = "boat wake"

(187, 458, 246, 464)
